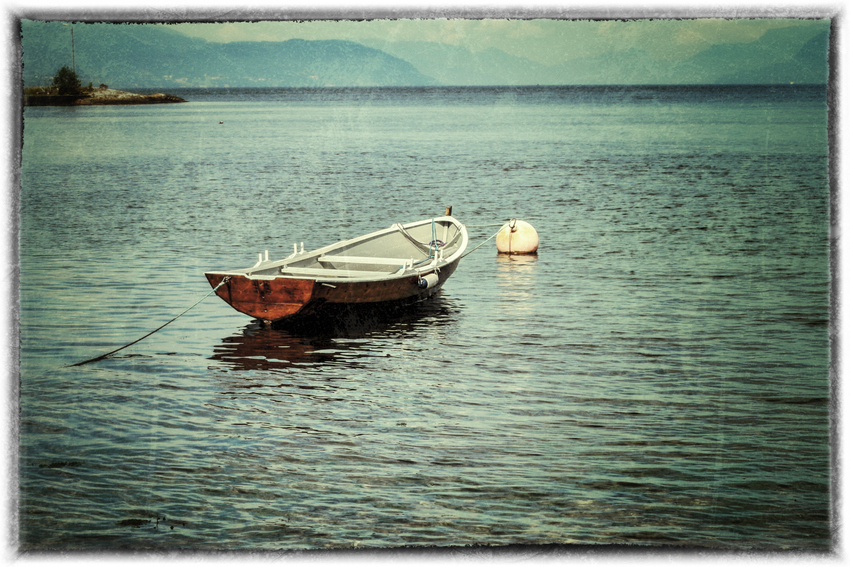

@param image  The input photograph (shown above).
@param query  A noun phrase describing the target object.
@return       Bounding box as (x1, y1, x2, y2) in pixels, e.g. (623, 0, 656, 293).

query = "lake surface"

(18, 85, 832, 552)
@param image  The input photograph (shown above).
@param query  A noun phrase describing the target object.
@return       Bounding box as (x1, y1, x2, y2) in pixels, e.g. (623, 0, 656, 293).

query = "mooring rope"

(461, 226, 504, 259)
(69, 277, 230, 367)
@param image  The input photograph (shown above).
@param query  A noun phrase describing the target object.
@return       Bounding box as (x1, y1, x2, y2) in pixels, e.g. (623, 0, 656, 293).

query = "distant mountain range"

(20, 20, 830, 89)
(363, 24, 829, 85)
(21, 22, 437, 88)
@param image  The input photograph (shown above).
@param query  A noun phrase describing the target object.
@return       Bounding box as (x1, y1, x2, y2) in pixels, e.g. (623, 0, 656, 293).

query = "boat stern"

(205, 272, 316, 322)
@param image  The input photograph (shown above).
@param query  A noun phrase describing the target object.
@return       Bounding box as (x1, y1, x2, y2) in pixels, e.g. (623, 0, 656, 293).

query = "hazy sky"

(169, 18, 828, 66)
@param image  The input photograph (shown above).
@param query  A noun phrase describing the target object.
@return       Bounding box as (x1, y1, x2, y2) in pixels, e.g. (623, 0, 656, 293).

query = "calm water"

(18, 86, 831, 552)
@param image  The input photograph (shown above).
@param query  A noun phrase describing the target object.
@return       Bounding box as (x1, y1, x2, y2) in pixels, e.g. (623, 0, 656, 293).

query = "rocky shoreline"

(25, 86, 187, 106)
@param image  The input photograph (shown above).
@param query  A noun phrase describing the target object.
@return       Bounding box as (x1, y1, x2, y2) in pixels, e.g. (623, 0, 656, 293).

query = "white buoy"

(496, 219, 539, 255)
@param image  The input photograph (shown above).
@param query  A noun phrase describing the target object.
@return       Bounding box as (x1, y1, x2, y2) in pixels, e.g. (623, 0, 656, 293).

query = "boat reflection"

(211, 325, 341, 371)
(209, 294, 461, 372)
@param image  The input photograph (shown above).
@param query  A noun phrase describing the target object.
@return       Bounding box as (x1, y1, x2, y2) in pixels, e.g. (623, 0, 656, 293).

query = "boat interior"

(229, 218, 467, 280)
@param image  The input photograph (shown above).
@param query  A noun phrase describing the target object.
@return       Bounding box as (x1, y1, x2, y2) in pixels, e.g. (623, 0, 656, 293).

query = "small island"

(24, 65, 186, 107)
(25, 85, 187, 107)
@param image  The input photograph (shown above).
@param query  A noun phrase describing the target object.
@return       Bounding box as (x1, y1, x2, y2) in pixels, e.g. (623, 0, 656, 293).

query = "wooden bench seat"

(279, 267, 392, 279)
(318, 255, 415, 266)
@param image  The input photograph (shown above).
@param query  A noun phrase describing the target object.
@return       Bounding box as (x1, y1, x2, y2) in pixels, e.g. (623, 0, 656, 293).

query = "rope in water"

(69, 277, 231, 367)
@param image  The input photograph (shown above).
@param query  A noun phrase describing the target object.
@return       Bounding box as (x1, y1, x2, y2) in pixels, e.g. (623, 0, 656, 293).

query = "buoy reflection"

(495, 253, 538, 315)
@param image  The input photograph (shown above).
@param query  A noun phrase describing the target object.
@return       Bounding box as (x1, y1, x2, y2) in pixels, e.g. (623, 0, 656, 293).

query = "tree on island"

(52, 65, 80, 95)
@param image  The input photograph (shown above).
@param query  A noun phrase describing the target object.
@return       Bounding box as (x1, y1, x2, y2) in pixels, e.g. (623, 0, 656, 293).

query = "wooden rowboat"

(205, 212, 469, 325)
